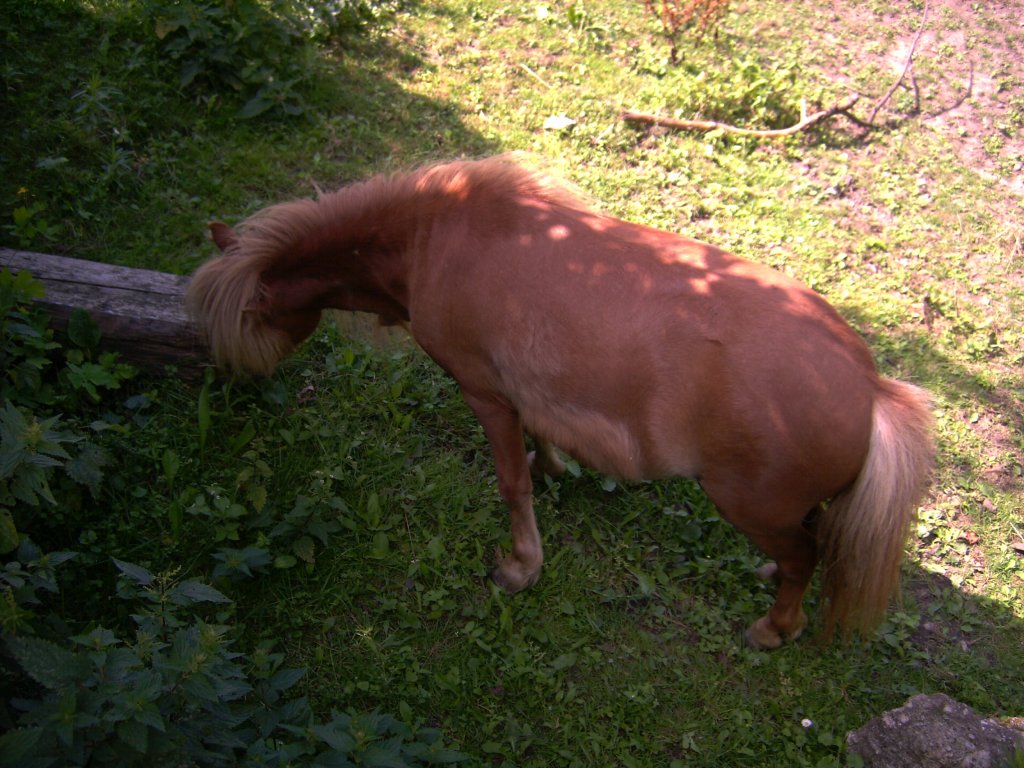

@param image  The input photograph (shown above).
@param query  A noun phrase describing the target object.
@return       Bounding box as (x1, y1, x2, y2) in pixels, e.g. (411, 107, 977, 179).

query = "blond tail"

(818, 378, 935, 638)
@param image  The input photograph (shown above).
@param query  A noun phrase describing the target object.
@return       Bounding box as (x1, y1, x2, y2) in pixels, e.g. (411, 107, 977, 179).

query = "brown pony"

(186, 156, 934, 648)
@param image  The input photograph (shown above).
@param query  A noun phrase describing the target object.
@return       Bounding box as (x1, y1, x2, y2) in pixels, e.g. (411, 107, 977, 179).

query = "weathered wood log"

(0, 248, 208, 376)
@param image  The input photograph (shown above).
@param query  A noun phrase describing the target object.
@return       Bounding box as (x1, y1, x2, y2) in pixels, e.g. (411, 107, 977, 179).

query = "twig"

(620, 94, 862, 138)
(867, 0, 930, 125)
(518, 63, 553, 90)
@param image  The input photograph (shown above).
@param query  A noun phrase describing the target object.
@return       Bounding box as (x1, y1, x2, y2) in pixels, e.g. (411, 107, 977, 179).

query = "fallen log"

(0, 248, 207, 376)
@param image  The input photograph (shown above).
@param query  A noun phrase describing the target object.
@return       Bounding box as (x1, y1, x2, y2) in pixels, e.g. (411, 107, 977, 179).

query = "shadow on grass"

(899, 565, 1024, 713)
(836, 301, 1023, 493)
(0, 0, 499, 270)
(155, 43, 500, 272)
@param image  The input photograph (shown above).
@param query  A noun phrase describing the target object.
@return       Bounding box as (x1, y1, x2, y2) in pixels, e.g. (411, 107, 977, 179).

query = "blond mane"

(252, 154, 589, 250)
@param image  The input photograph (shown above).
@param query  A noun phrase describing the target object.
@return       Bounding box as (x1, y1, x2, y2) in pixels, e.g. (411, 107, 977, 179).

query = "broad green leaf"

(428, 748, 470, 764)
(229, 420, 256, 456)
(6, 635, 89, 689)
(34, 155, 68, 170)
(0, 727, 44, 764)
(162, 449, 180, 484)
(71, 626, 119, 650)
(364, 491, 380, 526)
(269, 667, 306, 692)
(169, 580, 232, 605)
(550, 652, 578, 671)
(0, 268, 45, 300)
(67, 308, 101, 352)
(113, 558, 155, 586)
(65, 442, 107, 492)
(238, 96, 272, 119)
(293, 535, 316, 564)
(153, 18, 180, 39)
(11, 467, 57, 506)
(426, 536, 444, 560)
(0, 509, 18, 554)
(54, 688, 77, 746)
(117, 718, 149, 753)
(311, 721, 356, 752)
(247, 483, 267, 512)
(274, 554, 298, 569)
(133, 703, 166, 733)
(679, 521, 703, 543)
(370, 531, 390, 559)
(179, 59, 202, 87)
(360, 742, 408, 768)
(181, 673, 218, 702)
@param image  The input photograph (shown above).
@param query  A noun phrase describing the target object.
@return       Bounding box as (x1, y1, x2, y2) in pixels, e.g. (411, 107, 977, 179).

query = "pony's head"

(186, 219, 321, 376)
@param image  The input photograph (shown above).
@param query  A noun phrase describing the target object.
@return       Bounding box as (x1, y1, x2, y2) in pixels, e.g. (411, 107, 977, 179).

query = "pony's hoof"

(744, 617, 785, 650)
(488, 562, 540, 594)
(754, 562, 779, 582)
(743, 614, 806, 650)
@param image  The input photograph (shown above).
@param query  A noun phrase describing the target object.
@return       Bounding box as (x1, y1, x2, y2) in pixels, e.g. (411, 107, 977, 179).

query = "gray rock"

(847, 693, 1024, 768)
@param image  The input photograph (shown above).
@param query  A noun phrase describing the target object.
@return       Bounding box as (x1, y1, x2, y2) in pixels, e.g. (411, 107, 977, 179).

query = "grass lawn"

(2, 0, 1022, 765)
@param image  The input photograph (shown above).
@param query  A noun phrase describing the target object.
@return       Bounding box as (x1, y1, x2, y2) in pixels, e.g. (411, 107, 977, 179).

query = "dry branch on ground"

(624, 0, 930, 139)
(621, 95, 863, 137)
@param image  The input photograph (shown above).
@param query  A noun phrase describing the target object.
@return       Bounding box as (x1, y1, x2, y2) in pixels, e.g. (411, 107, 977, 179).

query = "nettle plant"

(2, 558, 468, 767)
(144, 0, 399, 118)
(0, 271, 467, 766)
(0, 270, 132, 551)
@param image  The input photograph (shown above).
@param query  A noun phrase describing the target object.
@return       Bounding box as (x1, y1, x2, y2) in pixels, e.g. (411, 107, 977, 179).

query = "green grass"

(3, 0, 1023, 765)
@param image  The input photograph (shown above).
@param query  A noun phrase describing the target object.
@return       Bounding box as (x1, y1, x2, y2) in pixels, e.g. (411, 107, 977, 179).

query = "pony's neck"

(259, 189, 422, 327)
(254, 157, 579, 327)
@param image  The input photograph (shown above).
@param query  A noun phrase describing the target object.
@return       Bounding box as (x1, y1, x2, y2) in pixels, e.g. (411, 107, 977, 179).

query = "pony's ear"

(209, 221, 238, 252)
(243, 298, 270, 315)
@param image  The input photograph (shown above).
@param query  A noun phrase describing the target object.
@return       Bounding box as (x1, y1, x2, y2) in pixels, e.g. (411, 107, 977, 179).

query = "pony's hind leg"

(702, 473, 820, 649)
(741, 517, 819, 649)
(528, 436, 566, 478)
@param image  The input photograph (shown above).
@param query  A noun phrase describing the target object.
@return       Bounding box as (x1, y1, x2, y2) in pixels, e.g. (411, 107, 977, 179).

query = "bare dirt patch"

(810, 0, 1024, 202)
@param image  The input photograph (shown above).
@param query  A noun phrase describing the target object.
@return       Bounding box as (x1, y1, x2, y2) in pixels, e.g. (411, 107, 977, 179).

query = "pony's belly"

(520, 403, 699, 482)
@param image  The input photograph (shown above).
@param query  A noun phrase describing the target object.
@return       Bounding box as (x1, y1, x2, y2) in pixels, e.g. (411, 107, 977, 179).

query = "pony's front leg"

(461, 390, 543, 593)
